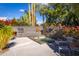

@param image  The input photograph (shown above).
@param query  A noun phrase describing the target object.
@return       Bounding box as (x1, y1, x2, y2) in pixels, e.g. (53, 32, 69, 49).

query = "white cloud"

(19, 9, 25, 12)
(0, 17, 7, 20)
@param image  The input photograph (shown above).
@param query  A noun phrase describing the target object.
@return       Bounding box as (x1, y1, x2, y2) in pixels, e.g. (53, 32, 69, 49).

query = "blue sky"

(0, 3, 28, 19)
(0, 3, 43, 24)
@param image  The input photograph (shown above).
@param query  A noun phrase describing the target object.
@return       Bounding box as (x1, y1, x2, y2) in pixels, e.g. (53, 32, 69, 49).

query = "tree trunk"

(29, 3, 31, 25)
(31, 3, 36, 26)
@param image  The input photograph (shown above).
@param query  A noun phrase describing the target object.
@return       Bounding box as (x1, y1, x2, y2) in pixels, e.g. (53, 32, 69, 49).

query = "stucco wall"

(12, 26, 42, 37)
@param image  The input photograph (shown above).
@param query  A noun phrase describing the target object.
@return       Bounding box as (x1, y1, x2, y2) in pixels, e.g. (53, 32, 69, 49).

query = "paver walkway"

(0, 37, 57, 56)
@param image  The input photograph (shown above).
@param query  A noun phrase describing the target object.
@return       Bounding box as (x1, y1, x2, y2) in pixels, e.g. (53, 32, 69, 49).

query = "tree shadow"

(0, 42, 16, 55)
(4, 42, 16, 49)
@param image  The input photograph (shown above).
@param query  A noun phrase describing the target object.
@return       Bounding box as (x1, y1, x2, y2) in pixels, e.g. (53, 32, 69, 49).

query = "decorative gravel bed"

(32, 36, 52, 44)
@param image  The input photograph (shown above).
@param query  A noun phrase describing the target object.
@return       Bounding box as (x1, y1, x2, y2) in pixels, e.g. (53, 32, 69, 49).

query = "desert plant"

(0, 26, 13, 50)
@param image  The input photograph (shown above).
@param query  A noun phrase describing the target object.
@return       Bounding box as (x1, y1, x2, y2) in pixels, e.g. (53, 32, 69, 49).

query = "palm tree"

(35, 3, 48, 30)
(31, 3, 36, 26)
(28, 3, 32, 25)
(28, 3, 36, 26)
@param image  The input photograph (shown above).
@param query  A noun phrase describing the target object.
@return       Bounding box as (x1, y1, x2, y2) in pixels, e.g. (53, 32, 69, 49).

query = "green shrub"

(0, 23, 5, 29)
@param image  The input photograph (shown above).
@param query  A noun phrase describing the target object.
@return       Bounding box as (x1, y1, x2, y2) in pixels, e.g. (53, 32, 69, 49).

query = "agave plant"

(0, 26, 13, 49)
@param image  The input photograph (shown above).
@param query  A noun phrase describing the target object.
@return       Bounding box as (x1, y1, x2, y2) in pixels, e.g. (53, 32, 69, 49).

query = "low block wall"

(12, 26, 42, 37)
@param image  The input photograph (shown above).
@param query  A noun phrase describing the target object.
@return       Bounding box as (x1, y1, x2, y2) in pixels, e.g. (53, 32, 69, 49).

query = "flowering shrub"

(0, 20, 12, 26)
(4, 20, 12, 25)
(63, 26, 79, 37)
